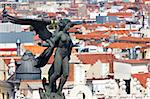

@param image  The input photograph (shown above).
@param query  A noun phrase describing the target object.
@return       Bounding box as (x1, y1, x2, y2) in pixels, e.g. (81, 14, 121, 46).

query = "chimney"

(16, 38, 21, 56)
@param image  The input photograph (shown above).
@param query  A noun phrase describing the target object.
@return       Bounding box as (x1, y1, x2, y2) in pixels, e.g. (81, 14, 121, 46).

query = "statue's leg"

(49, 52, 62, 93)
(57, 56, 69, 94)
(48, 63, 56, 92)
(42, 77, 47, 92)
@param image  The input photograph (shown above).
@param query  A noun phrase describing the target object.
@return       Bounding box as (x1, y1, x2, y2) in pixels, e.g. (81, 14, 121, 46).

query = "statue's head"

(58, 19, 74, 32)
(58, 19, 70, 27)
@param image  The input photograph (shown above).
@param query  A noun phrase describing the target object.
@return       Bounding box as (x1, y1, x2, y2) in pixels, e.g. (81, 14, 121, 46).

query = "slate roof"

(0, 32, 34, 43)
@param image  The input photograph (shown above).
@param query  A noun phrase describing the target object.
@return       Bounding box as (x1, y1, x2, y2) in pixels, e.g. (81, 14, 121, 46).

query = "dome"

(15, 51, 41, 80)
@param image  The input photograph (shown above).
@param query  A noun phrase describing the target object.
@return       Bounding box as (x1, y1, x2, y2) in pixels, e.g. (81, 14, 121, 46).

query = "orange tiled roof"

(82, 23, 108, 29)
(77, 53, 115, 64)
(24, 45, 77, 54)
(106, 42, 147, 49)
(115, 59, 150, 64)
(108, 12, 133, 18)
(132, 73, 150, 88)
(75, 33, 109, 40)
(118, 36, 150, 43)
(2, 57, 21, 66)
(88, 30, 107, 34)
(109, 30, 136, 35)
(72, 24, 82, 29)
(82, 24, 98, 29)
(76, 23, 126, 30)
(47, 12, 57, 17)
(23, 45, 47, 55)
(104, 22, 118, 28)
(0, 54, 17, 57)
(67, 64, 74, 81)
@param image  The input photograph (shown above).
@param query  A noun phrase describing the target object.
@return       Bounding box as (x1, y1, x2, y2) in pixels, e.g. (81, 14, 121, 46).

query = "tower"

(16, 38, 21, 56)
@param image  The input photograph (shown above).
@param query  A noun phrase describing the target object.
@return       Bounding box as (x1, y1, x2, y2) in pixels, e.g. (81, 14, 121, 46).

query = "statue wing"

(7, 15, 52, 41)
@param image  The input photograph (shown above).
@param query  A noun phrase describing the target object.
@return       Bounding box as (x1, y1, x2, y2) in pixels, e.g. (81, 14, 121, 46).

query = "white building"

(0, 81, 13, 99)
(114, 59, 149, 80)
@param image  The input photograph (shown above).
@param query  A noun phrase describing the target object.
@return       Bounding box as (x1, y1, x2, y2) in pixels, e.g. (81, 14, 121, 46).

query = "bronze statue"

(7, 15, 74, 99)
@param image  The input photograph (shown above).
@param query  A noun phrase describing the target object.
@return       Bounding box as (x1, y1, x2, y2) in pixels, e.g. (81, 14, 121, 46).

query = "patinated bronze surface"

(7, 15, 73, 99)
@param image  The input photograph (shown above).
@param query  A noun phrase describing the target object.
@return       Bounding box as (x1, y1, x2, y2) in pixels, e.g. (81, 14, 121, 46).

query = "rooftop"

(77, 53, 115, 65)
(0, 32, 34, 43)
(106, 42, 147, 49)
(117, 36, 150, 43)
(108, 12, 133, 18)
(23, 45, 46, 55)
(75, 33, 109, 40)
(132, 73, 150, 88)
(115, 59, 150, 64)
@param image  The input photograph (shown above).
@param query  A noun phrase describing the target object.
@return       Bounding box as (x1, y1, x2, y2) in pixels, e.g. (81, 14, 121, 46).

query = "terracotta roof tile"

(82, 24, 98, 29)
(115, 59, 150, 64)
(118, 36, 150, 43)
(67, 64, 74, 81)
(104, 22, 118, 28)
(47, 12, 57, 17)
(75, 33, 109, 40)
(82, 24, 108, 29)
(2, 57, 21, 66)
(77, 53, 115, 64)
(23, 45, 47, 55)
(108, 12, 133, 18)
(24, 45, 77, 54)
(88, 31, 107, 34)
(106, 42, 147, 49)
(109, 30, 136, 35)
(132, 73, 150, 88)
(72, 24, 82, 28)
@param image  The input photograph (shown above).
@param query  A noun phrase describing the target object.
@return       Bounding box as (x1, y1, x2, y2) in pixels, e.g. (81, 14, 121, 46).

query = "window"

(81, 48, 89, 52)
(7, 92, 9, 99)
(3, 72, 6, 80)
(2, 93, 4, 99)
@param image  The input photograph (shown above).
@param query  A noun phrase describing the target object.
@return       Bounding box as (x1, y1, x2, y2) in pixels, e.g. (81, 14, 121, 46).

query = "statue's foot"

(39, 92, 65, 99)
(50, 92, 65, 99)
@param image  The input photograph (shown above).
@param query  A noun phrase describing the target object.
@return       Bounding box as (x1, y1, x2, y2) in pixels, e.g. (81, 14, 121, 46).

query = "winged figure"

(7, 14, 75, 98)
(6, 14, 56, 67)
(7, 15, 52, 41)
